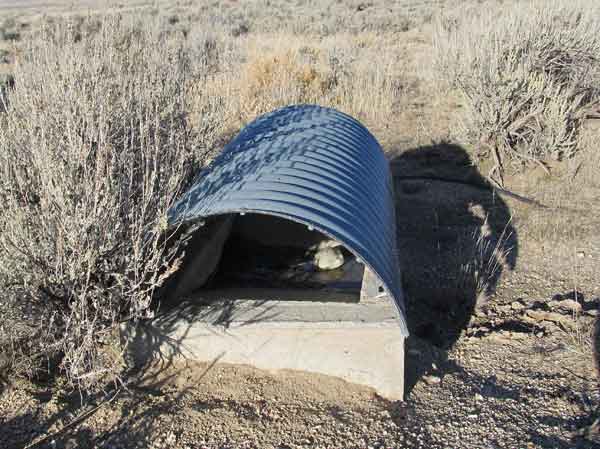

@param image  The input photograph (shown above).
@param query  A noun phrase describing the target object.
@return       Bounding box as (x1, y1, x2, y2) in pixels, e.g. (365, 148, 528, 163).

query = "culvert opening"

(169, 213, 366, 302)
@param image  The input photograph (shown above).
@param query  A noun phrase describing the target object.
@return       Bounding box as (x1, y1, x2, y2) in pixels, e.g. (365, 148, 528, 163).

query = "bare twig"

(24, 387, 122, 449)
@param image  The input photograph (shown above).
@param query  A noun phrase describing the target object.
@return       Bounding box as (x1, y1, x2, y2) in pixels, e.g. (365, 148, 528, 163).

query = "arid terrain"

(0, 1, 599, 448)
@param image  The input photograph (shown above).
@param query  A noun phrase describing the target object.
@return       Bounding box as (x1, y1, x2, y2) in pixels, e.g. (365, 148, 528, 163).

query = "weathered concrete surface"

(361, 267, 387, 301)
(168, 215, 234, 299)
(124, 294, 405, 400)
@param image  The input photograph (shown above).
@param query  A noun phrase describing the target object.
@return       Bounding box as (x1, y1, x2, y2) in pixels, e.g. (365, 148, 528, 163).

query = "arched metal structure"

(169, 104, 407, 336)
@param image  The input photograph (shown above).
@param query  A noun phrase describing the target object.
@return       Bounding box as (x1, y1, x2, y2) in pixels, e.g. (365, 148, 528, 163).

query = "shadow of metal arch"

(169, 104, 408, 336)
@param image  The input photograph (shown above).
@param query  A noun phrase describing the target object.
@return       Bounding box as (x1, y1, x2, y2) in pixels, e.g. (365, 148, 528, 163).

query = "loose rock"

(423, 375, 442, 385)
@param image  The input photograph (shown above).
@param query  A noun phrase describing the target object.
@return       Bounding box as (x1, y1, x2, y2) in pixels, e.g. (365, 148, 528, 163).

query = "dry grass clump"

(0, 14, 207, 391)
(190, 34, 405, 134)
(462, 215, 515, 308)
(240, 50, 325, 115)
(433, 1, 600, 177)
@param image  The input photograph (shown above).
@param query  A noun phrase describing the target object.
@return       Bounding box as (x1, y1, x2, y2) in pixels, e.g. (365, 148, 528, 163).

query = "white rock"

(511, 301, 525, 310)
(314, 246, 344, 270)
(315, 239, 343, 250)
(423, 375, 441, 385)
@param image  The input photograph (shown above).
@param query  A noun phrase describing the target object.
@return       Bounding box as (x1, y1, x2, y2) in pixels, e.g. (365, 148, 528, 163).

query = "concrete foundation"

(123, 291, 405, 400)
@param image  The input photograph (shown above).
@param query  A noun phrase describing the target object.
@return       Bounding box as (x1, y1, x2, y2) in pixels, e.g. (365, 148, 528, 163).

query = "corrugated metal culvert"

(169, 104, 407, 336)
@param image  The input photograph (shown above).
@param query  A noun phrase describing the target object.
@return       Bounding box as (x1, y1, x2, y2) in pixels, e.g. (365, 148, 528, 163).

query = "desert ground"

(0, 0, 599, 448)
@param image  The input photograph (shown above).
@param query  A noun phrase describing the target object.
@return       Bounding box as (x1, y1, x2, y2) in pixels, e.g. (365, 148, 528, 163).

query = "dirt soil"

(1, 321, 598, 449)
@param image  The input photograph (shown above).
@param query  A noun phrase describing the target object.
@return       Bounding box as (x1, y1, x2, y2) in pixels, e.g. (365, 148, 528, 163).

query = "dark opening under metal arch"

(169, 104, 407, 336)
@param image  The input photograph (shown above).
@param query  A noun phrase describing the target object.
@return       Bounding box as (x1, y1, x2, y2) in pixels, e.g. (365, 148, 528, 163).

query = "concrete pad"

(123, 293, 405, 400)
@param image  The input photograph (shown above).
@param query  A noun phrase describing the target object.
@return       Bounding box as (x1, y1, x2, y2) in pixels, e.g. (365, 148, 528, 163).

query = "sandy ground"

(1, 318, 598, 449)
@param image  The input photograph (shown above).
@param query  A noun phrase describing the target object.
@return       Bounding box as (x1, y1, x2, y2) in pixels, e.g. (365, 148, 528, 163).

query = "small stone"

(314, 246, 344, 270)
(64, 438, 78, 449)
(496, 304, 512, 314)
(577, 251, 585, 258)
(526, 310, 575, 327)
(511, 301, 525, 310)
(551, 299, 582, 314)
(475, 393, 484, 401)
(379, 410, 391, 419)
(423, 375, 441, 385)
(468, 413, 478, 419)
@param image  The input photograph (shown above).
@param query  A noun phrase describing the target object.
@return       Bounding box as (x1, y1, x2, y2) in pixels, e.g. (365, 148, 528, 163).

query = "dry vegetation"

(432, 0, 600, 182)
(0, 14, 213, 390)
(0, 0, 598, 447)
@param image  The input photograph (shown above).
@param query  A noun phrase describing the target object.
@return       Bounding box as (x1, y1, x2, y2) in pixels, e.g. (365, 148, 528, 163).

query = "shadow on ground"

(0, 355, 220, 449)
(394, 348, 600, 449)
(390, 143, 518, 392)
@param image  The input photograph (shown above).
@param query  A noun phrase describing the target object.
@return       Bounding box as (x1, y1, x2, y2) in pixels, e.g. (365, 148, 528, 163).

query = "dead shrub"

(239, 50, 327, 117)
(0, 14, 207, 391)
(433, 1, 600, 175)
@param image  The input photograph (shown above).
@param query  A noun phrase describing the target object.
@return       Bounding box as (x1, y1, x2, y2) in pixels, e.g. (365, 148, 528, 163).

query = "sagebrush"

(433, 0, 600, 177)
(0, 14, 207, 390)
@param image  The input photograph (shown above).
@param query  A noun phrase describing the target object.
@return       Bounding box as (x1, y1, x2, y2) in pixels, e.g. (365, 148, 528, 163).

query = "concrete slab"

(123, 293, 405, 400)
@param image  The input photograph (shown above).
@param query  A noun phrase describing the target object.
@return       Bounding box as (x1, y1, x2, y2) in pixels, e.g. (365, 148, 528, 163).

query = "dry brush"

(0, 14, 208, 391)
(433, 0, 600, 180)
